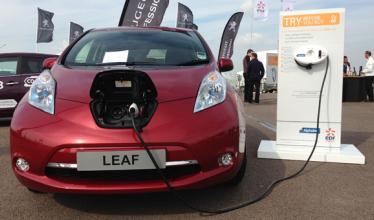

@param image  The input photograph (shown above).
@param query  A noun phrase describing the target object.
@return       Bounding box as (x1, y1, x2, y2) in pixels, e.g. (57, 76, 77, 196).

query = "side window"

(190, 32, 207, 60)
(75, 41, 93, 63)
(0, 58, 18, 76)
(20, 57, 44, 74)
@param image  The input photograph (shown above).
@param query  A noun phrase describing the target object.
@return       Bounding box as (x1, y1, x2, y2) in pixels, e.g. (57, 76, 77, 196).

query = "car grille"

(45, 165, 201, 182)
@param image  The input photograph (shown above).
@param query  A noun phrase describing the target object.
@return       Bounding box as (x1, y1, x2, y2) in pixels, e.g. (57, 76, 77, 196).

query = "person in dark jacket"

(343, 56, 351, 75)
(246, 52, 265, 103)
(243, 49, 254, 102)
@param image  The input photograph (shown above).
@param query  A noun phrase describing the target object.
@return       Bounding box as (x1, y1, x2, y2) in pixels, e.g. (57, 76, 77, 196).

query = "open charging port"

(90, 70, 158, 129)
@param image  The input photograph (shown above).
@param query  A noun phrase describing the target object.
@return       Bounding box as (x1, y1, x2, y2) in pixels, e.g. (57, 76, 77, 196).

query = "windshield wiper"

(176, 59, 210, 66)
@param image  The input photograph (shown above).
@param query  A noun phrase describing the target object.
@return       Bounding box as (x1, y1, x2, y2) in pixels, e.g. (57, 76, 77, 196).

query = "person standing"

(246, 52, 265, 103)
(343, 56, 351, 75)
(243, 49, 254, 102)
(361, 51, 374, 102)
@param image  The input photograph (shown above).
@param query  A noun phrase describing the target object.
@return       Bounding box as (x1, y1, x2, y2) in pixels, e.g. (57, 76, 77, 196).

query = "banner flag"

(253, 0, 268, 21)
(119, 0, 169, 27)
(69, 22, 84, 44)
(37, 8, 54, 43)
(218, 12, 244, 59)
(177, 3, 194, 29)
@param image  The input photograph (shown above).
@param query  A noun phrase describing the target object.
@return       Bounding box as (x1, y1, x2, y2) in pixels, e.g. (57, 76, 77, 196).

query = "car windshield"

(64, 29, 210, 68)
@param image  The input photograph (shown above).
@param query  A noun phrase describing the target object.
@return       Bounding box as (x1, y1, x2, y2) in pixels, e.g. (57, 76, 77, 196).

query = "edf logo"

(325, 128, 336, 142)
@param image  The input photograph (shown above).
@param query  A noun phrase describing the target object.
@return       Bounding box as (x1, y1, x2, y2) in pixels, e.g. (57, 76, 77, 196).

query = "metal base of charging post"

(258, 140, 365, 165)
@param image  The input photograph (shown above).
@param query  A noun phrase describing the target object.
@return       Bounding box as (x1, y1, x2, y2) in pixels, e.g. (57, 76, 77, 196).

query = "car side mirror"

(43, 57, 58, 70)
(218, 58, 234, 72)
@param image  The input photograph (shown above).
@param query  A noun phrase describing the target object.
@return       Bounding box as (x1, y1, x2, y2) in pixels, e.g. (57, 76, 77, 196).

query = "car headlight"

(194, 71, 227, 113)
(28, 70, 56, 115)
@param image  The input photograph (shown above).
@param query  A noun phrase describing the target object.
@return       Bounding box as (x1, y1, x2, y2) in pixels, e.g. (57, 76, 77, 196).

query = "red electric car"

(10, 27, 247, 194)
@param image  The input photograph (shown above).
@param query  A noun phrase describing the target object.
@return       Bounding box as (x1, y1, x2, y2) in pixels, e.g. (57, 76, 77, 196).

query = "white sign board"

(258, 8, 365, 164)
(277, 8, 345, 148)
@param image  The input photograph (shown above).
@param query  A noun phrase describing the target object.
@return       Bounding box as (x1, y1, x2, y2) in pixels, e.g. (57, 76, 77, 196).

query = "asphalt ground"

(0, 93, 373, 220)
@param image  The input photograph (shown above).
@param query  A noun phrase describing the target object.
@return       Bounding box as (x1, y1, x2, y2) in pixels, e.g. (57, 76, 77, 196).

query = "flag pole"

(36, 7, 38, 53)
(281, 0, 283, 11)
(250, 0, 254, 44)
(176, 3, 179, 28)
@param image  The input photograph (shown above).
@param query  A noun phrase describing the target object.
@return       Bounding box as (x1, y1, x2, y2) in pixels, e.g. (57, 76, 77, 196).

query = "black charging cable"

(130, 57, 329, 214)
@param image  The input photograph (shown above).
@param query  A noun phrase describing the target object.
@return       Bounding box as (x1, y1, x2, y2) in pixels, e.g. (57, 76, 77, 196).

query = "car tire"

(228, 152, 247, 185)
(27, 188, 45, 194)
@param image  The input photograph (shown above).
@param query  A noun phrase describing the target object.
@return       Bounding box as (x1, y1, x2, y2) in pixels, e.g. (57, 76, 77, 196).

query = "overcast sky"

(0, 0, 373, 73)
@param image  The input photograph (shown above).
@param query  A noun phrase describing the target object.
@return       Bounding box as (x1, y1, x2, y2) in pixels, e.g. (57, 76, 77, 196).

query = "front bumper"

(11, 95, 244, 194)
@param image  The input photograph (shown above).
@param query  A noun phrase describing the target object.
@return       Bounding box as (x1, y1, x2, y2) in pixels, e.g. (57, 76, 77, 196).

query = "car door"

(0, 56, 22, 117)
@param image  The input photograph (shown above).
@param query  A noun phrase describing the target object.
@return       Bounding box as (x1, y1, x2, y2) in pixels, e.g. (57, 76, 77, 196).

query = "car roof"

(91, 26, 195, 33)
(0, 52, 58, 58)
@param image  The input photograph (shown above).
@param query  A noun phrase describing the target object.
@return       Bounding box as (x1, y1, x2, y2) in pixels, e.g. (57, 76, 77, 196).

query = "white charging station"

(257, 8, 365, 164)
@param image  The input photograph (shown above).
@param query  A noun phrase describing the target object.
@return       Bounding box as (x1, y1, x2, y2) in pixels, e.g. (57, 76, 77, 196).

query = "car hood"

(52, 64, 216, 103)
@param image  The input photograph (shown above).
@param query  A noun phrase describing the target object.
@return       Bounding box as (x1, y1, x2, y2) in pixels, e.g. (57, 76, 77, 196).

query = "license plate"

(115, 80, 132, 88)
(77, 150, 166, 171)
